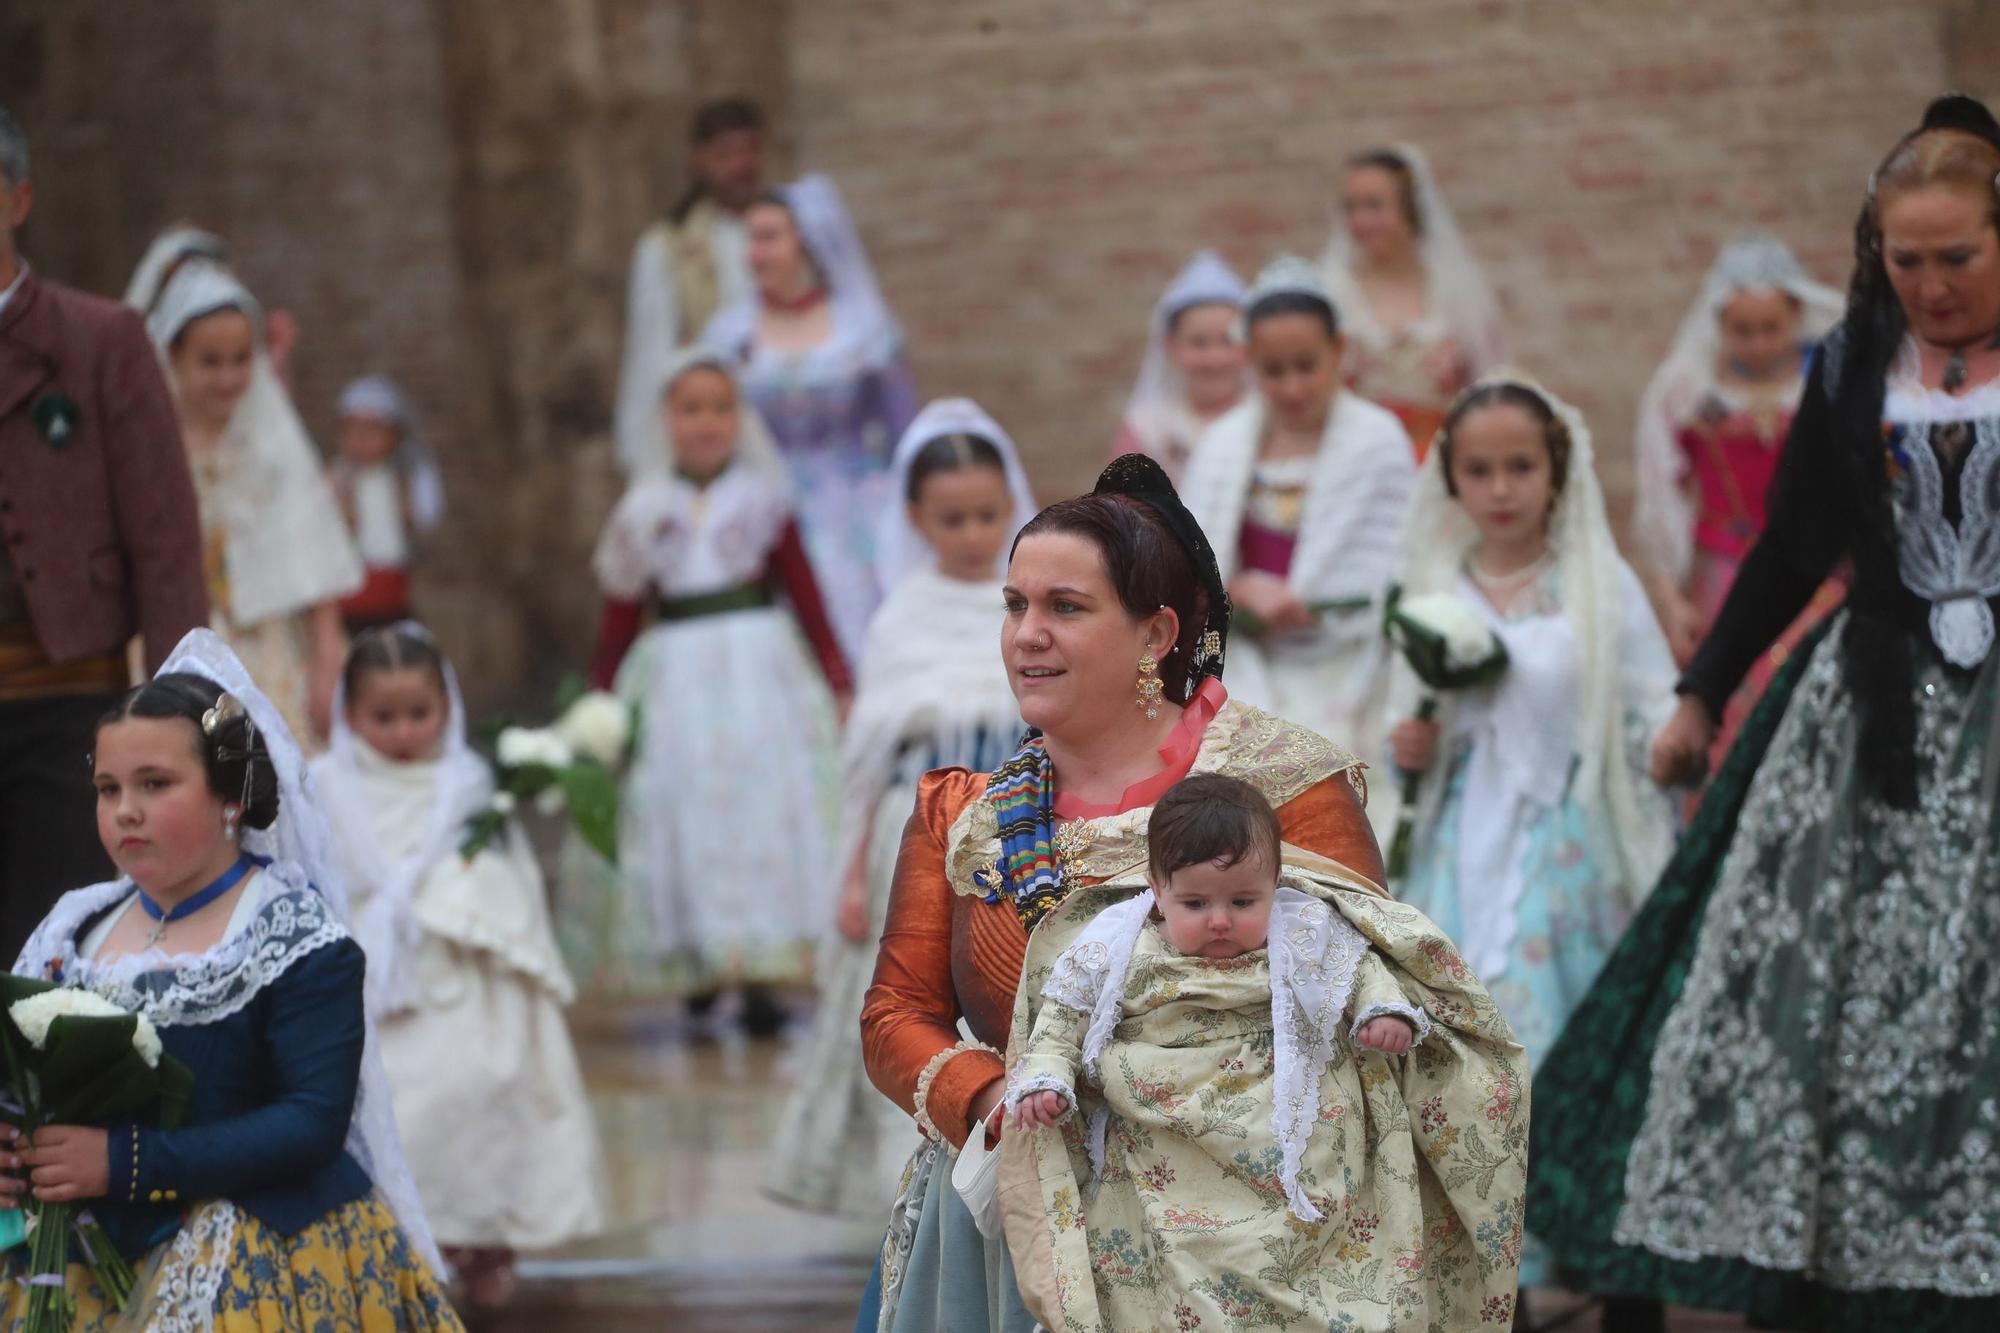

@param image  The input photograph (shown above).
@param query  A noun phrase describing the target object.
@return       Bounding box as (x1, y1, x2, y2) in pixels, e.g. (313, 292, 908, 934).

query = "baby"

(1001, 772, 1526, 1332)
(1011, 772, 1421, 1138)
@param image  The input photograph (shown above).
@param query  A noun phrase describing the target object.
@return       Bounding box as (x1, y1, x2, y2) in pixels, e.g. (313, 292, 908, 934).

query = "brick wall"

(5, 1, 1991, 705)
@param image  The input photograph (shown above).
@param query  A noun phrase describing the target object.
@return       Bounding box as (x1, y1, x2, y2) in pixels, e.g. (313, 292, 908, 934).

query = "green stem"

(1385, 694, 1441, 883)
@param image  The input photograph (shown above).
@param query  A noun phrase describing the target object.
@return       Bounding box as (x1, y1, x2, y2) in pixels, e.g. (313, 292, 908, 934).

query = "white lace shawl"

(146, 261, 364, 626)
(309, 626, 494, 1019)
(830, 567, 1021, 930)
(1183, 389, 1417, 627)
(1027, 885, 1374, 1222)
(592, 453, 795, 602)
(1883, 338, 2000, 668)
(1630, 233, 1844, 585)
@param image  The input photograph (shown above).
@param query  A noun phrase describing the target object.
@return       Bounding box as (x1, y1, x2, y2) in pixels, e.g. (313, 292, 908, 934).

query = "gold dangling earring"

(1135, 651, 1164, 720)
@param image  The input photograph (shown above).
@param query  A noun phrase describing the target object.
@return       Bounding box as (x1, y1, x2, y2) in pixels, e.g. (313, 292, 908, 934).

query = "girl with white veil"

(764, 399, 1031, 1218)
(1630, 234, 1846, 762)
(328, 376, 448, 635)
(145, 259, 362, 747)
(1110, 250, 1249, 481)
(310, 624, 606, 1307)
(1376, 378, 1676, 1304)
(567, 349, 847, 1022)
(4, 629, 459, 1330)
(1182, 257, 1416, 758)
(1319, 145, 1508, 456)
(702, 173, 920, 661)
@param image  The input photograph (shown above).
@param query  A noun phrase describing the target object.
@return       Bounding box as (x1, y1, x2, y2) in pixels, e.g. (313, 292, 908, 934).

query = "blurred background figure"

(330, 374, 447, 635)
(1320, 145, 1509, 456)
(1111, 249, 1248, 482)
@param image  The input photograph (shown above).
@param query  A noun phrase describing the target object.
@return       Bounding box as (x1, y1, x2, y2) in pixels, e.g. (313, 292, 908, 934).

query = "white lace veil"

(150, 630, 445, 1275)
(336, 375, 446, 536)
(1318, 144, 1507, 370)
(146, 260, 363, 626)
(1630, 232, 1845, 585)
(123, 225, 229, 314)
(1383, 376, 1673, 903)
(702, 172, 900, 370)
(311, 623, 492, 1021)
(1123, 251, 1247, 433)
(873, 397, 1037, 589)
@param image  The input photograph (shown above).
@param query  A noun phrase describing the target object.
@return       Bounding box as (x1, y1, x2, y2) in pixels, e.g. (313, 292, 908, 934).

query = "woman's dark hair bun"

(99, 673, 281, 828)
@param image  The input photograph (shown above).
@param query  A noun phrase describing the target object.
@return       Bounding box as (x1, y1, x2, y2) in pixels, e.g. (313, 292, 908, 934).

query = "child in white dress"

(310, 624, 607, 1308)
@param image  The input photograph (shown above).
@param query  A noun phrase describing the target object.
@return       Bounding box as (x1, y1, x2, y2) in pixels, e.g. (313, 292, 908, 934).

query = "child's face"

(1249, 313, 1343, 437)
(168, 308, 256, 426)
(1716, 286, 1803, 381)
(909, 465, 1013, 581)
(347, 666, 449, 763)
(338, 414, 400, 467)
(1446, 403, 1556, 545)
(1166, 302, 1246, 413)
(93, 717, 234, 897)
(1155, 852, 1279, 960)
(664, 366, 739, 481)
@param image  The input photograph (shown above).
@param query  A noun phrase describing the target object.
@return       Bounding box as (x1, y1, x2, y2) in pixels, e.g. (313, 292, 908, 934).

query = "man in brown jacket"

(0, 106, 209, 961)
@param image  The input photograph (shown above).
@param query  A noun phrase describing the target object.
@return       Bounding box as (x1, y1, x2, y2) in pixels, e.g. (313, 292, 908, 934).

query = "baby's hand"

(1012, 1090, 1070, 1129)
(1356, 1015, 1418, 1054)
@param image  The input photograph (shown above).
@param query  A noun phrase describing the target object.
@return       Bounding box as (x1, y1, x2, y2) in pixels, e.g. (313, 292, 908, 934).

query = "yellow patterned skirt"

(1, 1195, 462, 1331)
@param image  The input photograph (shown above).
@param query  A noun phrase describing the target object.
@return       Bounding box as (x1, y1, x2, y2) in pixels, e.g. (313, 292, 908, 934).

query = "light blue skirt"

(861, 1139, 1038, 1333)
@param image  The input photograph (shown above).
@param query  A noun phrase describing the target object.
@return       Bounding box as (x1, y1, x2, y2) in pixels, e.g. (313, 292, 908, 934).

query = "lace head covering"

(311, 623, 491, 1020)
(1318, 144, 1507, 371)
(1093, 452, 1232, 689)
(146, 260, 363, 626)
(1388, 374, 1674, 899)
(15, 629, 445, 1276)
(703, 172, 901, 373)
(123, 225, 228, 314)
(875, 397, 1037, 589)
(1123, 251, 1248, 452)
(1630, 233, 1844, 584)
(336, 375, 446, 536)
(1246, 255, 1337, 316)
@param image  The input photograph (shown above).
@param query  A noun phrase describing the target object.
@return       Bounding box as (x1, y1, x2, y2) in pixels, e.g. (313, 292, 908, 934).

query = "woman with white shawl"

(764, 398, 1032, 1218)
(6, 629, 457, 1329)
(309, 624, 606, 1305)
(702, 173, 920, 661)
(1182, 257, 1416, 758)
(145, 259, 362, 747)
(1319, 145, 1508, 455)
(1110, 250, 1248, 482)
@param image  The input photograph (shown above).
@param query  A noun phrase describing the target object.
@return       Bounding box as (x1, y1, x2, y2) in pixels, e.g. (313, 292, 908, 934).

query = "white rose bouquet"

(0, 977, 195, 1332)
(1383, 588, 1510, 880)
(463, 682, 634, 864)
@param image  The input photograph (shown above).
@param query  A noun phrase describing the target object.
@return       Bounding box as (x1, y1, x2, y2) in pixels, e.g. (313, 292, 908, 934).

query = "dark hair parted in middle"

(904, 432, 1007, 504)
(1011, 492, 1211, 705)
(99, 673, 282, 829)
(1147, 772, 1283, 883)
(1436, 382, 1573, 500)
(1245, 290, 1340, 342)
(342, 624, 449, 703)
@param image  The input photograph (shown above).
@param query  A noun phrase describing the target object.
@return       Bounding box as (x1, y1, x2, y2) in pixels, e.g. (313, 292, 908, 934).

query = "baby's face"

(1155, 854, 1278, 960)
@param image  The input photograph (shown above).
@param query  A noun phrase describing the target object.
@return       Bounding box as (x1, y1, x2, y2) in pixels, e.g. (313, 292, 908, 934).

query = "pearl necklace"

(1467, 551, 1551, 596)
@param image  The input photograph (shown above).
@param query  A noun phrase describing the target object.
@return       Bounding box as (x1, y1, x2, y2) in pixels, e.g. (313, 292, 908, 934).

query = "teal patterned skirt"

(1529, 617, 2000, 1332)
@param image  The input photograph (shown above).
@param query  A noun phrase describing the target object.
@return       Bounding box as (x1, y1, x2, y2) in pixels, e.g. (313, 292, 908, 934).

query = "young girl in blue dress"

(1, 629, 459, 1331)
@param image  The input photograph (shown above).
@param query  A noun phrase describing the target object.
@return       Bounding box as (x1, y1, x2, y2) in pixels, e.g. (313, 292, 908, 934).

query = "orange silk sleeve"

(861, 769, 1005, 1148)
(1276, 770, 1386, 886)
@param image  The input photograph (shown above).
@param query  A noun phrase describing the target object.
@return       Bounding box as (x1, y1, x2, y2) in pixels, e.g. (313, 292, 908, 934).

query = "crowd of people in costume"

(0, 78, 1998, 1333)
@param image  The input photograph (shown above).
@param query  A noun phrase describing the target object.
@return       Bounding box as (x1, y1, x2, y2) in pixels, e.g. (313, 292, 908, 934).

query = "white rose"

(555, 691, 632, 768)
(491, 791, 518, 815)
(9, 988, 161, 1067)
(535, 785, 567, 816)
(497, 726, 574, 771)
(1398, 593, 1499, 671)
